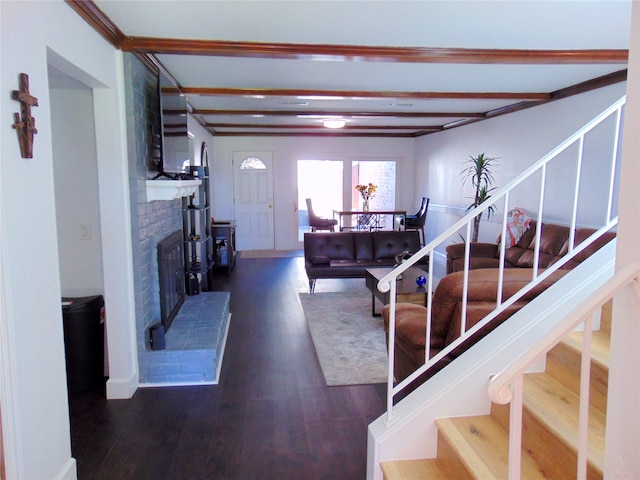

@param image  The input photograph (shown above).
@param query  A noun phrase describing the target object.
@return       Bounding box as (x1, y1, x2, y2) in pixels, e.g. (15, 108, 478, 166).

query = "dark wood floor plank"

(240, 398, 277, 478)
(167, 386, 221, 478)
(349, 383, 388, 424)
(273, 394, 313, 478)
(69, 254, 387, 479)
(206, 398, 247, 479)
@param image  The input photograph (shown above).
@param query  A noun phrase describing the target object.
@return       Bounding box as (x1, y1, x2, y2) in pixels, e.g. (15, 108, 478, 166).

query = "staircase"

(380, 302, 611, 479)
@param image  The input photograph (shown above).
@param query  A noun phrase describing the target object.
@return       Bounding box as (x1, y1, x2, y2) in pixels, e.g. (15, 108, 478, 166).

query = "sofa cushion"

(307, 232, 355, 260)
(453, 256, 502, 272)
(353, 232, 374, 260)
(505, 223, 573, 268)
(372, 231, 421, 260)
(446, 242, 501, 273)
(310, 256, 330, 265)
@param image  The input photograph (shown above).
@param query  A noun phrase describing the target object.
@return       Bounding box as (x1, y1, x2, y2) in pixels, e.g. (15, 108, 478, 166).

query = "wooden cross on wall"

(12, 73, 39, 158)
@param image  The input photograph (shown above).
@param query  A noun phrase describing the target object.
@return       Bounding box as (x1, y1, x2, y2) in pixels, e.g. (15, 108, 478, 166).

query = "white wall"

(51, 86, 105, 297)
(415, 82, 628, 245)
(210, 136, 416, 249)
(0, 1, 136, 478)
(189, 115, 215, 168)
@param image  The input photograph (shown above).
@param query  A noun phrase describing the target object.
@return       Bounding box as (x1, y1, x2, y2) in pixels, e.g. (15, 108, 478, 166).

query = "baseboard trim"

(106, 370, 138, 399)
(139, 380, 217, 388)
(56, 457, 77, 480)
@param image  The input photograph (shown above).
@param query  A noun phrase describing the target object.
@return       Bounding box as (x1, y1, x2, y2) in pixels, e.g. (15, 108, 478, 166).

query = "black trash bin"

(61, 295, 105, 394)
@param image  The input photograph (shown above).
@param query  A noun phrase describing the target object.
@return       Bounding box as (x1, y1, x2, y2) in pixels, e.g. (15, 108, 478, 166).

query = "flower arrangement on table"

(355, 183, 377, 211)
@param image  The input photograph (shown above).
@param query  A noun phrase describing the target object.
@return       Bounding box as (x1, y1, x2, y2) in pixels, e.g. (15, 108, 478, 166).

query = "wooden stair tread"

(547, 337, 609, 414)
(525, 372, 606, 471)
(563, 330, 610, 370)
(379, 300, 613, 478)
(381, 459, 448, 479)
(436, 415, 549, 479)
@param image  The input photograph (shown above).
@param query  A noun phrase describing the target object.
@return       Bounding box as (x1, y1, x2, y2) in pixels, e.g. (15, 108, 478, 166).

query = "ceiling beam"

(205, 123, 443, 131)
(66, 0, 630, 140)
(190, 109, 488, 118)
(66, 2, 629, 65)
(211, 130, 420, 138)
(122, 37, 628, 65)
(484, 68, 627, 118)
(179, 87, 550, 101)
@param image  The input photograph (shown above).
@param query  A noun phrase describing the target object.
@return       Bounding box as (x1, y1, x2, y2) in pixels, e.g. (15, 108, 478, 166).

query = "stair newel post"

(508, 376, 524, 479)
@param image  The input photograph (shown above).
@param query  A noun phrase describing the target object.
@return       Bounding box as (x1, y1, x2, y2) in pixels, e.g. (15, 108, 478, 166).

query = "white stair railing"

(488, 260, 640, 479)
(379, 96, 626, 422)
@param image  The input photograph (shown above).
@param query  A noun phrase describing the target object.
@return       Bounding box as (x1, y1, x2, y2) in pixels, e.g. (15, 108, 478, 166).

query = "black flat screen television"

(156, 71, 191, 178)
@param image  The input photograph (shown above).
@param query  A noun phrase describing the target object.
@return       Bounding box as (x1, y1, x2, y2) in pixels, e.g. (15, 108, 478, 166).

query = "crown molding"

(65, 0, 125, 48)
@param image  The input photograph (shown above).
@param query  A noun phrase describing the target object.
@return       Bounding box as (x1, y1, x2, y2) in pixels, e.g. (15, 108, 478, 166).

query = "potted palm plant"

(461, 153, 499, 242)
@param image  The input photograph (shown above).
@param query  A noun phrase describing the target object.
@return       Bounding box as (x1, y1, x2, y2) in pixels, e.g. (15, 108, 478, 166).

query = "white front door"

(233, 151, 275, 250)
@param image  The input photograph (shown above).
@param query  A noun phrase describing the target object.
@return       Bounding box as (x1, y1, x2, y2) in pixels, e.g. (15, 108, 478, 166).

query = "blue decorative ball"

(416, 275, 427, 287)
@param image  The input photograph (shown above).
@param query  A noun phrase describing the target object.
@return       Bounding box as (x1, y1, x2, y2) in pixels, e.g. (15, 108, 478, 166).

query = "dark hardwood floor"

(69, 255, 387, 479)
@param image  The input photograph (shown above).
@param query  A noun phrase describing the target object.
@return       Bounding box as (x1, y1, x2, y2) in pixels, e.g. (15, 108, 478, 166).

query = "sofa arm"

(445, 242, 501, 274)
(438, 268, 568, 303)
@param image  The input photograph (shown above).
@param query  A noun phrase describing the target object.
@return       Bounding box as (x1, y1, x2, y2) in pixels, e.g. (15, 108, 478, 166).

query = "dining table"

(332, 209, 406, 231)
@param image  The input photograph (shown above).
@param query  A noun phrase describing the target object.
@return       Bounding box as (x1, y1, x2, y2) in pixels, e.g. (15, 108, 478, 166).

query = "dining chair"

(306, 198, 338, 232)
(404, 197, 429, 245)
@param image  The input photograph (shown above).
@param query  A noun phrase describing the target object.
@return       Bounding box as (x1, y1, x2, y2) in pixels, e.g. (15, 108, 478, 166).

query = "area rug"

(298, 291, 389, 386)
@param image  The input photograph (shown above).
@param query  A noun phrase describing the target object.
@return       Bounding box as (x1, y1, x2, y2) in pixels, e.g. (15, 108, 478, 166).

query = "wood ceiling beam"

(211, 130, 420, 138)
(484, 68, 627, 118)
(190, 109, 487, 118)
(550, 68, 627, 100)
(179, 87, 549, 101)
(205, 123, 443, 131)
(122, 37, 628, 65)
(68, 2, 628, 66)
(66, 0, 629, 140)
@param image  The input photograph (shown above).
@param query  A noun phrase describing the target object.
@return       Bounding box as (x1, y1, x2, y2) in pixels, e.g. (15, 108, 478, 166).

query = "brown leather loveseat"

(384, 221, 616, 384)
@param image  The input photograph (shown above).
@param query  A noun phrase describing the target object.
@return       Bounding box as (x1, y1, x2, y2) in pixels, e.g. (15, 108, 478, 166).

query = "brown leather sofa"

(384, 222, 616, 384)
(304, 230, 422, 293)
(445, 221, 614, 274)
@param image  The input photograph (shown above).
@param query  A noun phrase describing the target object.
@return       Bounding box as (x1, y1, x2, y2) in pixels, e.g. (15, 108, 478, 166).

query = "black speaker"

(186, 273, 200, 295)
(149, 323, 165, 350)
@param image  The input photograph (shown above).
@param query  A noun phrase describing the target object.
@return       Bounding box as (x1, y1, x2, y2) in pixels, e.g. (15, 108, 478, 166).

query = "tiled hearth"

(138, 291, 231, 386)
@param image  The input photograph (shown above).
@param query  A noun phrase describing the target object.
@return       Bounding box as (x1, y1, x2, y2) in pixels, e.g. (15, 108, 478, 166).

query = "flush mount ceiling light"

(278, 100, 309, 106)
(323, 119, 346, 129)
(297, 95, 345, 101)
(387, 102, 414, 107)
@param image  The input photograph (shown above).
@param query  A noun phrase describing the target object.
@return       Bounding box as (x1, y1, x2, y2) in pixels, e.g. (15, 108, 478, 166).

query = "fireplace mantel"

(145, 179, 202, 201)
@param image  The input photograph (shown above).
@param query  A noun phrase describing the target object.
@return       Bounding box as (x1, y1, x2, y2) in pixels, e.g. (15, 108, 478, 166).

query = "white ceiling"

(91, 0, 632, 137)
